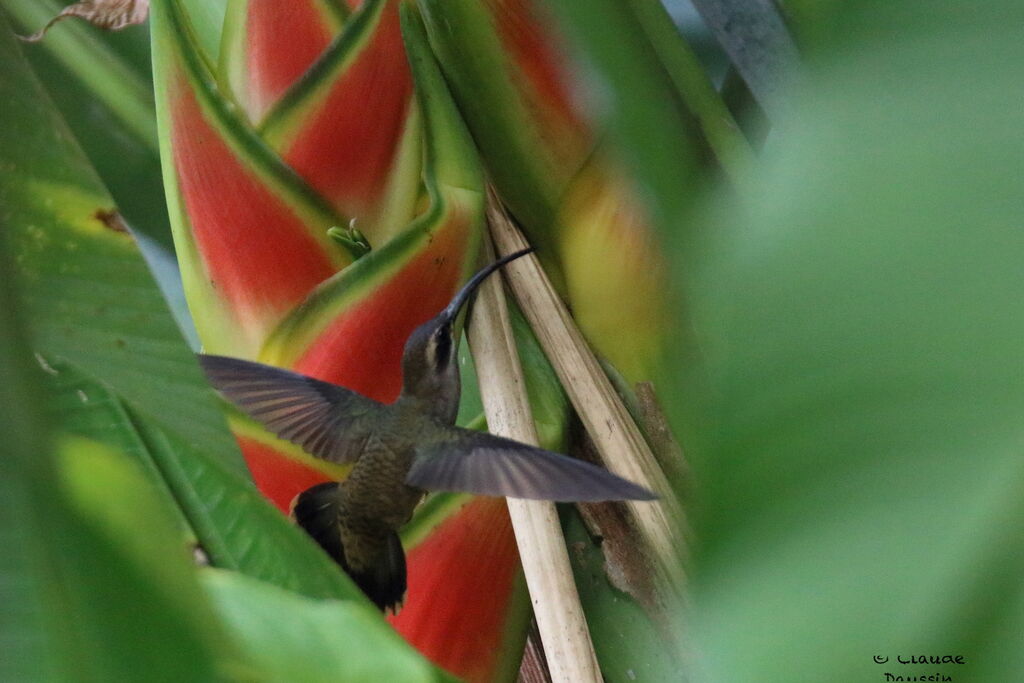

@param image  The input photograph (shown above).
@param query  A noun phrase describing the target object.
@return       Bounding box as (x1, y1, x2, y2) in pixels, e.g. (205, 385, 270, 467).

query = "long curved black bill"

(440, 247, 533, 323)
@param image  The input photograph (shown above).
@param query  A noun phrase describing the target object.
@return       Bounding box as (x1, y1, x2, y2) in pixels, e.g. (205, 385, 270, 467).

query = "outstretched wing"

(198, 354, 386, 463)
(406, 428, 657, 502)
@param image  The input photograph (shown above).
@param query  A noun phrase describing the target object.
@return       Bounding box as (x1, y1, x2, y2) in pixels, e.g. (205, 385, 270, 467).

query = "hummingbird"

(198, 248, 655, 611)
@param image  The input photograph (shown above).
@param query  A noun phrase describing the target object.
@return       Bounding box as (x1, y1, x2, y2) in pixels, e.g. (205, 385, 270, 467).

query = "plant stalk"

(467, 237, 601, 683)
(485, 190, 687, 597)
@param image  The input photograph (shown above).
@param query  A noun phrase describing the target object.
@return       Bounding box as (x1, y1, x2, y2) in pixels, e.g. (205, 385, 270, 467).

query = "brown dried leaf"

(634, 381, 690, 493)
(516, 622, 553, 683)
(19, 0, 149, 43)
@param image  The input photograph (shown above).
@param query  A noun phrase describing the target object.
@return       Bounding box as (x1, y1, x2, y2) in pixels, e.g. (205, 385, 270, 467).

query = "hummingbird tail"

(291, 483, 407, 613)
(370, 531, 407, 614)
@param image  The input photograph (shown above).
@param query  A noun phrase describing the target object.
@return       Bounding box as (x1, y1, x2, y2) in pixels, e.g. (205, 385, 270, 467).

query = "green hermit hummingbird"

(198, 248, 655, 611)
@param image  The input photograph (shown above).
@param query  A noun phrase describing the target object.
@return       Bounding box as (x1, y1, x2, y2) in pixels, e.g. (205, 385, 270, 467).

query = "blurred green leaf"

(0, 6, 244, 475)
(671, 1, 1024, 681)
(546, 0, 706, 231)
(621, 0, 754, 178)
(39, 437, 236, 681)
(0, 431, 232, 682)
(3, 0, 173, 248)
(203, 570, 453, 683)
(0, 12, 366, 603)
(0, 198, 56, 683)
(779, 0, 846, 50)
(0, 258, 231, 680)
(179, 0, 227, 62)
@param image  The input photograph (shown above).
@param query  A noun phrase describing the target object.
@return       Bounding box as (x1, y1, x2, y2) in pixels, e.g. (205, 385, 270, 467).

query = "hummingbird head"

(400, 247, 534, 422)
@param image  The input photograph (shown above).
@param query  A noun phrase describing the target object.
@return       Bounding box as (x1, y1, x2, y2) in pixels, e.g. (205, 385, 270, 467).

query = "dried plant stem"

(486, 191, 686, 593)
(467, 238, 602, 683)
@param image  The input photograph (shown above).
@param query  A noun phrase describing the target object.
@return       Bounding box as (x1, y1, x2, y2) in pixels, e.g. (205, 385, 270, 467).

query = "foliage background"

(2, 1, 1022, 682)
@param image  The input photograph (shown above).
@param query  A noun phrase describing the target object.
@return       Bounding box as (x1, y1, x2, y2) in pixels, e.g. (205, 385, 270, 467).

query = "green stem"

(626, 0, 755, 181)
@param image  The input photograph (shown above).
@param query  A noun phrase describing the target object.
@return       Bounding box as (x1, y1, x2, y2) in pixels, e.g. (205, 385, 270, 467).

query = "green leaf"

(203, 570, 453, 683)
(509, 301, 570, 452)
(42, 361, 197, 539)
(1, 433, 231, 682)
(398, 3, 480, 193)
(619, 0, 754, 179)
(43, 437, 237, 680)
(416, 0, 583, 244)
(672, 2, 1024, 680)
(4, 0, 173, 248)
(0, 181, 55, 683)
(139, 418, 367, 600)
(562, 511, 681, 683)
(0, 10, 244, 475)
(180, 0, 228, 62)
(544, 0, 703, 231)
(0, 250, 232, 680)
(43, 362, 367, 601)
(0, 12, 364, 603)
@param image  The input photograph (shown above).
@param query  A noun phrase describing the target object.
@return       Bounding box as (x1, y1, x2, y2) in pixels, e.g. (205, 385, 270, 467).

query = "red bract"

(223, 0, 347, 120)
(391, 498, 526, 683)
(264, 2, 413, 220)
(237, 437, 338, 512)
(169, 73, 341, 345)
(285, 210, 474, 394)
(151, 1, 539, 679)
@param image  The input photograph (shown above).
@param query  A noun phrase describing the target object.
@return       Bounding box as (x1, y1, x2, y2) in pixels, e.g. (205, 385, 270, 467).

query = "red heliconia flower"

(148, 1, 563, 679)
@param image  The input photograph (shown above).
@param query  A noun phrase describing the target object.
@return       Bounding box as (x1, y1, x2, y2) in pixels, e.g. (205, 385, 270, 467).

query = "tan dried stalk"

(467, 238, 602, 683)
(485, 190, 687, 596)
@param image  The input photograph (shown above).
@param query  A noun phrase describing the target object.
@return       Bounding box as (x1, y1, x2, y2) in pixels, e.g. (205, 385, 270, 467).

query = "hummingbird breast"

(337, 426, 424, 535)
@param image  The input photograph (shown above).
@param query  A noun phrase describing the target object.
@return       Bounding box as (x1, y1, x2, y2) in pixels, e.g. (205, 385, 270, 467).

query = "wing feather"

(198, 354, 385, 463)
(407, 428, 656, 502)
